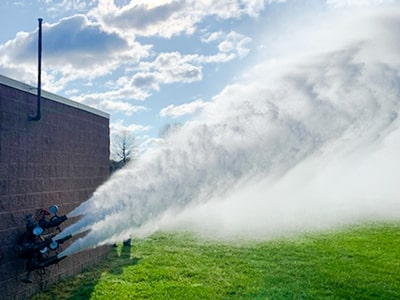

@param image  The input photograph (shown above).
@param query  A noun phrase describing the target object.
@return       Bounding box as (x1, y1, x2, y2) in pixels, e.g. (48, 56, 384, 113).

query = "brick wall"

(0, 75, 110, 299)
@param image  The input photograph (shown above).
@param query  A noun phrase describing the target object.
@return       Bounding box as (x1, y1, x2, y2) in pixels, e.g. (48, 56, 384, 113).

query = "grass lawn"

(30, 222, 400, 299)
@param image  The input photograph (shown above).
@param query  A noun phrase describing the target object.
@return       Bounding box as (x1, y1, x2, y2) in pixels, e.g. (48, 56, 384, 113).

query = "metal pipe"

(26, 254, 67, 272)
(29, 18, 43, 121)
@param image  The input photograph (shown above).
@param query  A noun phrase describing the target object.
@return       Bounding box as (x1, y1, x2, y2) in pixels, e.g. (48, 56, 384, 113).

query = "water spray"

(60, 6, 400, 256)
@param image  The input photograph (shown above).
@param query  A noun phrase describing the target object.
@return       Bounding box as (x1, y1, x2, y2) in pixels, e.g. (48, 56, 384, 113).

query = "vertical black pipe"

(29, 18, 42, 121)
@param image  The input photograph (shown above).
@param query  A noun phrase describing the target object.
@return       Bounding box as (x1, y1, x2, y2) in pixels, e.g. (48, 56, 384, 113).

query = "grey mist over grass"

(56, 7, 400, 256)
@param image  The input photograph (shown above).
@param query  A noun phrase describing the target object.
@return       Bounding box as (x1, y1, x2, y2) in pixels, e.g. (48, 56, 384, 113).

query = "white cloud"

(75, 86, 151, 110)
(1, 15, 124, 66)
(91, 0, 269, 38)
(202, 31, 252, 58)
(100, 100, 147, 116)
(0, 2, 252, 101)
(42, 0, 96, 15)
(0, 0, 275, 139)
(98, 0, 188, 37)
(160, 99, 210, 118)
(110, 119, 151, 134)
(110, 29, 250, 103)
(131, 72, 160, 90)
(0, 14, 151, 92)
(91, 0, 191, 38)
(129, 29, 251, 93)
(327, 0, 395, 7)
(0, 0, 259, 109)
(130, 52, 202, 91)
(154, 52, 203, 83)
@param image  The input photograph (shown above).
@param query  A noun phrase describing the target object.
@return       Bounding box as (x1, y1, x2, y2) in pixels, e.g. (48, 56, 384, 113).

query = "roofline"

(0, 74, 109, 119)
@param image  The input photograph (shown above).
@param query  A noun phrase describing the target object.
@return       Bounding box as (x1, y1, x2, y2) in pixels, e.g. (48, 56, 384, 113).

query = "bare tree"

(110, 130, 137, 171)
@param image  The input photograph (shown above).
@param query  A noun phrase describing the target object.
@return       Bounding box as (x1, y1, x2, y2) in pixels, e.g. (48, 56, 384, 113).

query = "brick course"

(0, 76, 110, 299)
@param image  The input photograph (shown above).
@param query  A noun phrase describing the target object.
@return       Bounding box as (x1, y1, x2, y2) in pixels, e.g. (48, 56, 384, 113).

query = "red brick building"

(0, 75, 110, 299)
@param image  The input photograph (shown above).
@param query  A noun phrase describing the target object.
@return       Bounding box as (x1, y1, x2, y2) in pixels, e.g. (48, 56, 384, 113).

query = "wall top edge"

(0, 74, 109, 119)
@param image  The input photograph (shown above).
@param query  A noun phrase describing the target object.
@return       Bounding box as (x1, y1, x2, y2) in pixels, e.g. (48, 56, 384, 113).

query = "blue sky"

(0, 0, 397, 154)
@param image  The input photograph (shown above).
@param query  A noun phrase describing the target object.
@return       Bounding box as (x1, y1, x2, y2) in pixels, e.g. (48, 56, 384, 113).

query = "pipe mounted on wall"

(28, 18, 42, 121)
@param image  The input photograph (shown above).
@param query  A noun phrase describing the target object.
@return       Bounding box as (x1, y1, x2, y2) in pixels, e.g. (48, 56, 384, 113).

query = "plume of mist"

(56, 6, 400, 256)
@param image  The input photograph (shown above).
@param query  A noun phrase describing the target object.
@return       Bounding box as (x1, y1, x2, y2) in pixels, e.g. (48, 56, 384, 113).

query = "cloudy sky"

(0, 0, 397, 153)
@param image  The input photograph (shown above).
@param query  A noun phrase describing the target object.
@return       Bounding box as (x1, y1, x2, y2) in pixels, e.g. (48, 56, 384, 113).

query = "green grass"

(30, 222, 400, 299)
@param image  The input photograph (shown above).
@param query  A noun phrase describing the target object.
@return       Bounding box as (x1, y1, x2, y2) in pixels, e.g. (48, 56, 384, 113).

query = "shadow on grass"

(109, 242, 140, 276)
(69, 243, 140, 299)
(33, 243, 140, 300)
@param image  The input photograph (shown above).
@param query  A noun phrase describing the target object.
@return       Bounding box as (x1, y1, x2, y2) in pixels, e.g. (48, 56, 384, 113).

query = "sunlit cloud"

(75, 86, 151, 108)
(110, 119, 152, 135)
(0, 14, 151, 92)
(91, 0, 269, 38)
(129, 30, 251, 93)
(0, 0, 254, 103)
(160, 99, 210, 118)
(128, 52, 202, 93)
(100, 100, 147, 116)
(202, 31, 252, 58)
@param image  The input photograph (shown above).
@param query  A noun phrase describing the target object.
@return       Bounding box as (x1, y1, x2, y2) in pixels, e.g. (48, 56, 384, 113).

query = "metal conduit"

(29, 18, 43, 121)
